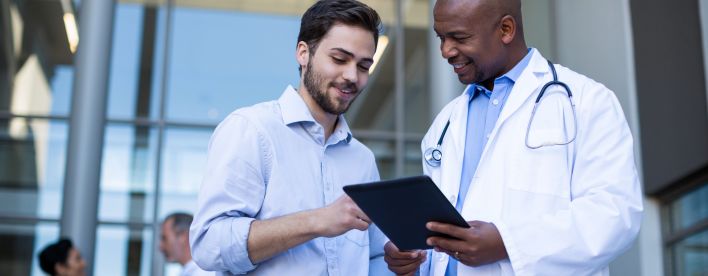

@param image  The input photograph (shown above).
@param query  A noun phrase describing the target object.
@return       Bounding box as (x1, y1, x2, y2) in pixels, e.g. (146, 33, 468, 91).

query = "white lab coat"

(419, 50, 643, 276)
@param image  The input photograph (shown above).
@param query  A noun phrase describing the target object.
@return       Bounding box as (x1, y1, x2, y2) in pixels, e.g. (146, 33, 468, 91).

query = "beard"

(303, 59, 359, 115)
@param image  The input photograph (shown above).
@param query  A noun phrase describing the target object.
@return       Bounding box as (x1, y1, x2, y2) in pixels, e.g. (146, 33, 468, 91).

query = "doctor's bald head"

(433, 0, 527, 86)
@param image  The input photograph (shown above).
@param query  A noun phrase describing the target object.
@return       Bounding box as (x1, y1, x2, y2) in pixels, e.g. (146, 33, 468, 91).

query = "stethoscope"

(423, 120, 450, 167)
(424, 60, 577, 167)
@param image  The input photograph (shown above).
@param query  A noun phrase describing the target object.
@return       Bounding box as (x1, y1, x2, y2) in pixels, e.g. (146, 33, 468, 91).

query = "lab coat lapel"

(495, 51, 548, 127)
(467, 51, 549, 207)
(440, 92, 470, 199)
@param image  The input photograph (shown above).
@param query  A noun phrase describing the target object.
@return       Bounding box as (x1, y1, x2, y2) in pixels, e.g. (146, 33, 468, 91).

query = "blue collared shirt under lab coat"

(189, 86, 387, 276)
(446, 49, 534, 276)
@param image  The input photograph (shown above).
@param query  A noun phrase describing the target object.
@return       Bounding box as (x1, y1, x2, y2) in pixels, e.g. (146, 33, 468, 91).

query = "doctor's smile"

(452, 61, 472, 75)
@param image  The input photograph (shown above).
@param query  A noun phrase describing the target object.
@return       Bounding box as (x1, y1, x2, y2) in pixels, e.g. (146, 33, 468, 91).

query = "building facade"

(0, 0, 705, 275)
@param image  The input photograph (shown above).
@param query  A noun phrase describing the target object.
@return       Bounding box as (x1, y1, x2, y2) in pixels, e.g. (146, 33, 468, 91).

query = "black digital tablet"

(343, 175, 469, 250)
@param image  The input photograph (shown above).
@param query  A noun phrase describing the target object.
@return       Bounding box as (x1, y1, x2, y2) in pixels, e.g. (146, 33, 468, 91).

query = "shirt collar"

(279, 85, 315, 125)
(466, 48, 535, 98)
(278, 85, 352, 144)
(503, 48, 534, 82)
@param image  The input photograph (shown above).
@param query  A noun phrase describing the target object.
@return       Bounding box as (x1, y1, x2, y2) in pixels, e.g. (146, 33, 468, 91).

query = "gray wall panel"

(630, 0, 708, 194)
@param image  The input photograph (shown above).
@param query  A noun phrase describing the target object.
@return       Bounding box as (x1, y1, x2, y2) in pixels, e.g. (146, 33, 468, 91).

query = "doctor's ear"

(499, 15, 517, 44)
(296, 41, 311, 70)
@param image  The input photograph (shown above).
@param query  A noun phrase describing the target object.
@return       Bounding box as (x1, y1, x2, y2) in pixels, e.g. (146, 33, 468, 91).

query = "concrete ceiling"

(121, 0, 430, 28)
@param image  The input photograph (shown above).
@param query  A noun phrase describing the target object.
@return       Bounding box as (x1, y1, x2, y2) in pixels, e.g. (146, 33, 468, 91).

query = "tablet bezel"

(343, 175, 469, 250)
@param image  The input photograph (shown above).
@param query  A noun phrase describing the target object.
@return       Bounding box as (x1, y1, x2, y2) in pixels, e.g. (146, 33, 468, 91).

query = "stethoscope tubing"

(424, 60, 577, 167)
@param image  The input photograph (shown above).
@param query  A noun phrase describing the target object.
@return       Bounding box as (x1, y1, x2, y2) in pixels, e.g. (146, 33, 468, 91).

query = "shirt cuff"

(220, 217, 257, 274)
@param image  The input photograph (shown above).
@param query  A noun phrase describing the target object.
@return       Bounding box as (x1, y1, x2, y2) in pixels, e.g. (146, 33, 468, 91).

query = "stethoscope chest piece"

(424, 146, 442, 167)
(425, 119, 451, 167)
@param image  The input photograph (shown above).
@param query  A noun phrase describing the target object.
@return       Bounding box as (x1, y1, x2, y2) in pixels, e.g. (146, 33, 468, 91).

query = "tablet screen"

(343, 175, 469, 250)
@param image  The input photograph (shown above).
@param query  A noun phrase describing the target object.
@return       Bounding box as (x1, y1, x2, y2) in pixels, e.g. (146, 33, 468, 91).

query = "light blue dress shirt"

(190, 86, 387, 276)
(445, 49, 534, 276)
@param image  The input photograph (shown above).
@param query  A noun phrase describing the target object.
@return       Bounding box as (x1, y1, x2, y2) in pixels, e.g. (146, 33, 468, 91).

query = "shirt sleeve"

(189, 114, 272, 274)
(497, 82, 643, 275)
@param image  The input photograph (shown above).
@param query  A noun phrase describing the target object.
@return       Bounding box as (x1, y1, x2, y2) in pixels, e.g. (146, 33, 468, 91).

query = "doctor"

(383, 0, 643, 275)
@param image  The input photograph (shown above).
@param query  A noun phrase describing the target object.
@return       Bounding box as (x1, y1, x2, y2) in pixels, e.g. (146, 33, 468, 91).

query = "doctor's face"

(434, 0, 507, 85)
(299, 23, 376, 115)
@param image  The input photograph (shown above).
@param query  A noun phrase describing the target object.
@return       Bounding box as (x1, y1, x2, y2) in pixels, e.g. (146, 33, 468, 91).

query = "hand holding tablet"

(343, 175, 469, 250)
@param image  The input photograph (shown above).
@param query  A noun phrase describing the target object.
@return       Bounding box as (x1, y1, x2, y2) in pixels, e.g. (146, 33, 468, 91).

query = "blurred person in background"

(38, 238, 86, 276)
(160, 212, 213, 276)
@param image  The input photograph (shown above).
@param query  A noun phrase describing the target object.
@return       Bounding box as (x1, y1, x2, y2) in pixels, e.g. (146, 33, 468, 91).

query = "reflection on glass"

(0, 222, 58, 276)
(671, 183, 708, 232)
(0, 0, 75, 117)
(1, 56, 73, 117)
(403, 0, 432, 134)
(672, 229, 708, 276)
(99, 124, 158, 223)
(0, 119, 66, 219)
(107, 3, 164, 120)
(159, 127, 211, 219)
(166, 7, 300, 124)
(346, 4, 394, 132)
(94, 225, 152, 276)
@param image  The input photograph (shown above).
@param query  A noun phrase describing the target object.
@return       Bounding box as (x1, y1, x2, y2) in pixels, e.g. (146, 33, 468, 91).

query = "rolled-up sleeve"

(189, 113, 271, 274)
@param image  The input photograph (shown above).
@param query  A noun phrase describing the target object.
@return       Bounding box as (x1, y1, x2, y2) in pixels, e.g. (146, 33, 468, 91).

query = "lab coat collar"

(495, 48, 548, 127)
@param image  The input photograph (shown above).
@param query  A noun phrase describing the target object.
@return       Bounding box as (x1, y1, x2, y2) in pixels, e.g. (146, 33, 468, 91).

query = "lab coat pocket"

(344, 229, 370, 247)
(506, 141, 571, 199)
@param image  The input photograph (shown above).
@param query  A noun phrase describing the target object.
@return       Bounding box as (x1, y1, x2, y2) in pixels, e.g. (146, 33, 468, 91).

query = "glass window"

(0, 119, 67, 219)
(94, 224, 152, 276)
(404, 141, 423, 177)
(99, 124, 158, 223)
(0, 222, 59, 276)
(359, 138, 395, 180)
(165, 6, 301, 124)
(0, 0, 75, 117)
(670, 183, 708, 232)
(403, 0, 431, 134)
(48, 66, 75, 116)
(671, 229, 708, 276)
(665, 180, 708, 276)
(107, 2, 165, 120)
(346, 0, 395, 132)
(158, 126, 212, 219)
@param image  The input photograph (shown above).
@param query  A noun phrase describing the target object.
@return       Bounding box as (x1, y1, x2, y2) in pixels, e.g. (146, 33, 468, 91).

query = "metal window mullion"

(394, 0, 405, 177)
(151, 0, 175, 275)
(0, 111, 70, 121)
(0, 215, 60, 224)
(96, 219, 154, 229)
(664, 217, 708, 246)
(353, 129, 423, 141)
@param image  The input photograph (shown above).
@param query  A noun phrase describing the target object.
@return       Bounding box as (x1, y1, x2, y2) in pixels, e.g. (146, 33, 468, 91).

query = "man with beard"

(190, 1, 388, 275)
